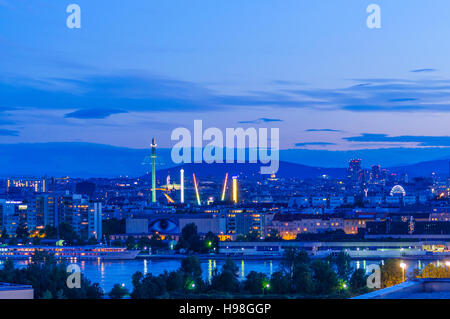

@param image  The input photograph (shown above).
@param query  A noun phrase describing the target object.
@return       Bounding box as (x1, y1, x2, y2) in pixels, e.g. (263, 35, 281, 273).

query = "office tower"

(348, 159, 362, 181)
(36, 195, 58, 228)
(88, 202, 102, 240)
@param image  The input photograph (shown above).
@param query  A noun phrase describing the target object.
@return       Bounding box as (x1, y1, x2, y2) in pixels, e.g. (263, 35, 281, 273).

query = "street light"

(400, 262, 407, 282)
(445, 261, 450, 268)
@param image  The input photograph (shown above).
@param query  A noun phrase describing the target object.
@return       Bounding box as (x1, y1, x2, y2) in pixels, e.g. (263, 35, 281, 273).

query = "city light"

(221, 173, 228, 201)
(232, 176, 238, 204)
(400, 262, 407, 282)
(193, 173, 201, 206)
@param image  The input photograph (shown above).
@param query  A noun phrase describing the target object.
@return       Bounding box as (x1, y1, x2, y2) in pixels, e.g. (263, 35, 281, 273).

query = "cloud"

(305, 129, 342, 132)
(295, 142, 336, 147)
(238, 118, 283, 124)
(288, 76, 450, 113)
(65, 108, 128, 119)
(388, 98, 418, 102)
(0, 129, 19, 136)
(411, 68, 438, 73)
(344, 133, 450, 147)
(3, 70, 450, 119)
(0, 73, 318, 115)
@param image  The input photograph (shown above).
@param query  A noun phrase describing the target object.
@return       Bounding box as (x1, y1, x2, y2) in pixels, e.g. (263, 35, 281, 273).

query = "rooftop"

(353, 279, 450, 299)
(0, 282, 33, 292)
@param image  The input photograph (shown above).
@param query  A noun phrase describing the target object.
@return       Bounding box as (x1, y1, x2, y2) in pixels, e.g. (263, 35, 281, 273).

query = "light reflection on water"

(9, 258, 442, 293)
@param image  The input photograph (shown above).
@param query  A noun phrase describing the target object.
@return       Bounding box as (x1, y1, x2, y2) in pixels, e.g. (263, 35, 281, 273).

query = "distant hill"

(391, 159, 450, 177)
(0, 142, 449, 178)
(154, 161, 347, 180)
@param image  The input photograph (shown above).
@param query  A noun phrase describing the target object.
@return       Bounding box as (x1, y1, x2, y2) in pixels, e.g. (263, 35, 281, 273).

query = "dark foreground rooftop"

(0, 282, 34, 299)
(354, 279, 450, 299)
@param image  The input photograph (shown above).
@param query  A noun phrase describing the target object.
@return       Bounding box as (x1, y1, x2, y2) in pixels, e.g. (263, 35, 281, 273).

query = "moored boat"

(0, 246, 140, 260)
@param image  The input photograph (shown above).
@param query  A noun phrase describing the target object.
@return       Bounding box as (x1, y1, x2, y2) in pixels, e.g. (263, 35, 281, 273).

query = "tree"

(380, 259, 403, 288)
(349, 268, 368, 294)
(203, 231, 219, 253)
(166, 271, 184, 292)
(149, 233, 168, 253)
(244, 271, 268, 295)
(87, 236, 98, 245)
(109, 284, 129, 299)
(333, 252, 353, 281)
(0, 227, 8, 240)
(311, 260, 339, 295)
(281, 248, 310, 279)
(177, 223, 202, 253)
(41, 225, 57, 239)
(270, 271, 290, 294)
(222, 258, 239, 275)
(32, 236, 41, 245)
(265, 229, 280, 241)
(211, 259, 240, 293)
(15, 223, 29, 240)
(417, 263, 450, 279)
(180, 256, 202, 279)
(137, 237, 152, 251)
(131, 273, 168, 299)
(292, 263, 314, 295)
(58, 222, 79, 245)
(125, 236, 136, 250)
(0, 251, 103, 299)
(211, 269, 240, 293)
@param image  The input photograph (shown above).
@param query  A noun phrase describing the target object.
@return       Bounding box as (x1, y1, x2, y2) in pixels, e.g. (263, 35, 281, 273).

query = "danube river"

(9, 258, 443, 292)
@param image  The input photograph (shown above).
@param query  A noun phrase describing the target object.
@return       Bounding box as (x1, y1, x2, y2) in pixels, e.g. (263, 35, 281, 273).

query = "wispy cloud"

(65, 108, 128, 119)
(411, 68, 438, 73)
(344, 133, 450, 147)
(305, 129, 342, 132)
(0, 129, 19, 136)
(238, 118, 283, 124)
(295, 142, 336, 147)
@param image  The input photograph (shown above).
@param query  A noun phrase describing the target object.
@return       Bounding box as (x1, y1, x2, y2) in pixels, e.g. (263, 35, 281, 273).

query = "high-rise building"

(0, 200, 20, 235)
(58, 193, 100, 239)
(36, 195, 58, 228)
(88, 202, 102, 240)
(348, 159, 362, 181)
(371, 165, 381, 181)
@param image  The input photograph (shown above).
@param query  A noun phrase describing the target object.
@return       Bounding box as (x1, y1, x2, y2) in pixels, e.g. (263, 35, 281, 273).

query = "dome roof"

(390, 185, 406, 196)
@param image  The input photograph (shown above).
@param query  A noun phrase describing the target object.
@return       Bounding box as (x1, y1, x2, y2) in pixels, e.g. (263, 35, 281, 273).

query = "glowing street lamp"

(445, 261, 450, 268)
(400, 262, 407, 282)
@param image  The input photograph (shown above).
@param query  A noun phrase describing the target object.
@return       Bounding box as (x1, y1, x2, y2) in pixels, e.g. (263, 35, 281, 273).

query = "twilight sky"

(2, 0, 450, 152)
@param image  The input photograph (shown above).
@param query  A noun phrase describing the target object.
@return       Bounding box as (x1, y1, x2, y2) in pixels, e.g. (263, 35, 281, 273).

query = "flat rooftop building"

(0, 283, 34, 299)
(354, 279, 450, 299)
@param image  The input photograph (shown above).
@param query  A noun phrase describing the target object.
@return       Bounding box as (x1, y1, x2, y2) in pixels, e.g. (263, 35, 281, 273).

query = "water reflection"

(9, 258, 448, 293)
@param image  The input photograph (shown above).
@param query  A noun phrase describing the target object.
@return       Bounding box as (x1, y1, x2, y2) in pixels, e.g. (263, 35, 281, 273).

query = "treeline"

(126, 249, 370, 299)
(0, 251, 103, 299)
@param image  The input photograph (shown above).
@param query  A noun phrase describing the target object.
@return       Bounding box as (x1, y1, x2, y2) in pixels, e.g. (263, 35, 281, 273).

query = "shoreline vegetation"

(1, 223, 450, 299)
(2, 248, 450, 299)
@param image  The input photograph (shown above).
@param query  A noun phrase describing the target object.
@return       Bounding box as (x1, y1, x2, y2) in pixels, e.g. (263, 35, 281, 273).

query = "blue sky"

(2, 0, 450, 153)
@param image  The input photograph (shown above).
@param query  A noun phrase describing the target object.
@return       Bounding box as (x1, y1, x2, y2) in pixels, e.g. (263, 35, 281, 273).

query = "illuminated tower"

(151, 138, 157, 203)
(180, 169, 185, 203)
(193, 173, 201, 206)
(232, 176, 238, 204)
(221, 173, 229, 201)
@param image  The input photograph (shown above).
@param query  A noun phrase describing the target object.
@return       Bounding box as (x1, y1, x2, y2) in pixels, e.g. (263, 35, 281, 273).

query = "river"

(4, 257, 444, 293)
